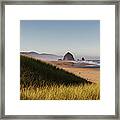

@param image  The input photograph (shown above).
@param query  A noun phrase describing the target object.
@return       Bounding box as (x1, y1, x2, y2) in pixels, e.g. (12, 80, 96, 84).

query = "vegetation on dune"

(20, 55, 90, 87)
(20, 83, 100, 100)
(20, 55, 100, 100)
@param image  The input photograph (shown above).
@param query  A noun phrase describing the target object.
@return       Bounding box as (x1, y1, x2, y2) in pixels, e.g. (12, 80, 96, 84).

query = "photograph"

(20, 20, 100, 100)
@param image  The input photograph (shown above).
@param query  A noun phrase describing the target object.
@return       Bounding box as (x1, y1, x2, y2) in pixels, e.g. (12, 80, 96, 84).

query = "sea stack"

(63, 52, 75, 61)
(81, 57, 85, 61)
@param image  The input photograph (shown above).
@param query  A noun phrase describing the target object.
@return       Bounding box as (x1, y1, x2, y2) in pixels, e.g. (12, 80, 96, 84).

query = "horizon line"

(20, 50, 100, 58)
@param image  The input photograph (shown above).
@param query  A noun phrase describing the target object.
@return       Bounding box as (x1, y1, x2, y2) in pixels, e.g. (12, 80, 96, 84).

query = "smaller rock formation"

(81, 57, 85, 61)
(58, 58, 62, 61)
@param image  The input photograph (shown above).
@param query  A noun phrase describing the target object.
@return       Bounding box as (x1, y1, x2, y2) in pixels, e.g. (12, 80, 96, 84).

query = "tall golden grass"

(20, 83, 100, 100)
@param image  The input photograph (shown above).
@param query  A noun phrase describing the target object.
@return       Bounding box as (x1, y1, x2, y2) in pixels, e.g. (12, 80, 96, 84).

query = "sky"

(20, 20, 100, 58)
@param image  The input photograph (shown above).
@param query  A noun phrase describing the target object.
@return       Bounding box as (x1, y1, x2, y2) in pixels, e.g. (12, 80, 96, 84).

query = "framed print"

(0, 0, 119, 119)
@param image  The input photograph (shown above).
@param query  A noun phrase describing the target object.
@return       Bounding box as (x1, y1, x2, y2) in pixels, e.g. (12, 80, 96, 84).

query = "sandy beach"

(49, 61, 100, 83)
(63, 67, 100, 83)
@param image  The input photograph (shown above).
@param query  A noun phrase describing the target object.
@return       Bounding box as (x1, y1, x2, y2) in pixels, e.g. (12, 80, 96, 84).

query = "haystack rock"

(63, 52, 75, 61)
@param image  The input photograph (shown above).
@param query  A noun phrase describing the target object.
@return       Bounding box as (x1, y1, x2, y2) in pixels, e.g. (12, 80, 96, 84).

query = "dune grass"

(20, 83, 100, 100)
(20, 55, 100, 100)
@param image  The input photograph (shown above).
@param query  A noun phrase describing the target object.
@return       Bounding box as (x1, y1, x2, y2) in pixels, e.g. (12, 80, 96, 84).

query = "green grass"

(20, 55, 100, 100)
(20, 55, 91, 87)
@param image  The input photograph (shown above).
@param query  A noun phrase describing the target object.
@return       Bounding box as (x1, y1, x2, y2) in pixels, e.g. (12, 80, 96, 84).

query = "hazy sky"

(20, 20, 100, 58)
